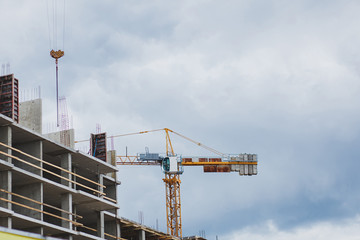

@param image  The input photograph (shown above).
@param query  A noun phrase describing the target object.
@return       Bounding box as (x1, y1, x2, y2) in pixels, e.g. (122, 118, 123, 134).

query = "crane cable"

(75, 128, 226, 157)
(46, 0, 66, 127)
(165, 128, 226, 157)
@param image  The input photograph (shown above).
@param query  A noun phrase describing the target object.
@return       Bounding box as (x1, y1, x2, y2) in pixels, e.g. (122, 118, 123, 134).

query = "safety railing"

(0, 141, 118, 203)
(0, 188, 82, 227)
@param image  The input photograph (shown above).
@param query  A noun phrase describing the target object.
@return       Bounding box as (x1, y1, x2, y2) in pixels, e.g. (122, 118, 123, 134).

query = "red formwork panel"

(209, 158, 222, 162)
(0, 74, 19, 123)
(90, 133, 107, 162)
(217, 166, 231, 172)
(199, 158, 208, 162)
(182, 158, 192, 163)
(203, 165, 217, 172)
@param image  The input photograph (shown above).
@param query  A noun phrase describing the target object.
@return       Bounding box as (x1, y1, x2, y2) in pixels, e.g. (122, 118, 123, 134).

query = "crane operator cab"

(162, 156, 184, 174)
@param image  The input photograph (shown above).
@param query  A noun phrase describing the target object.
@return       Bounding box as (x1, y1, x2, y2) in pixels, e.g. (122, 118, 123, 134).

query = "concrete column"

(116, 209, 121, 238)
(73, 205, 77, 231)
(97, 211, 105, 238)
(61, 193, 72, 229)
(72, 166, 77, 190)
(60, 153, 72, 187)
(138, 229, 145, 240)
(99, 174, 104, 198)
(0, 171, 12, 209)
(13, 182, 43, 221)
(0, 126, 12, 163)
(13, 141, 43, 176)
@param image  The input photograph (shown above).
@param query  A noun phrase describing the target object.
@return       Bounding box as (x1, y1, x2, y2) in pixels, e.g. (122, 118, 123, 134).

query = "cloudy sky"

(1, 0, 360, 239)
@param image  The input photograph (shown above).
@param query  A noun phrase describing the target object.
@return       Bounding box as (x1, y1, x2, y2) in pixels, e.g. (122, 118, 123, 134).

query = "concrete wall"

(19, 99, 42, 134)
(44, 129, 75, 149)
(106, 150, 116, 179)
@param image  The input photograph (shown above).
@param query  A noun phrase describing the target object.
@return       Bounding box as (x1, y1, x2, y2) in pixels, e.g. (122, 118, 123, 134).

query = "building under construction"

(0, 73, 188, 240)
(0, 73, 258, 239)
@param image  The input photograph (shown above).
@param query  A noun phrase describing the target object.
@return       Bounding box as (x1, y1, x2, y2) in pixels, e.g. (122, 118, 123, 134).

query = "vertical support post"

(61, 193, 72, 229)
(97, 211, 105, 238)
(72, 166, 77, 190)
(60, 153, 72, 188)
(98, 174, 104, 199)
(138, 229, 145, 240)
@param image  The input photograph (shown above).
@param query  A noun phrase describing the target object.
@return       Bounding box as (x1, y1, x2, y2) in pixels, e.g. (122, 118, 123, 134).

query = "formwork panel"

(199, 158, 208, 162)
(203, 165, 217, 172)
(0, 74, 19, 123)
(209, 158, 221, 162)
(90, 133, 107, 162)
(217, 166, 230, 172)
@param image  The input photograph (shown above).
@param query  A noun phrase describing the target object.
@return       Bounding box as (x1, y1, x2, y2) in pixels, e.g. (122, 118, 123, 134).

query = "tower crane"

(115, 128, 258, 238)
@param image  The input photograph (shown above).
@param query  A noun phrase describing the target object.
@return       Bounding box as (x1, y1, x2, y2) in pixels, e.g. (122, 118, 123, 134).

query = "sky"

(1, 0, 360, 239)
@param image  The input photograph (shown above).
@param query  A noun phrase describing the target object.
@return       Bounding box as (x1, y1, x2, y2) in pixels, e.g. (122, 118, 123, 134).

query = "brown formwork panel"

(203, 165, 217, 172)
(209, 158, 222, 162)
(217, 166, 231, 172)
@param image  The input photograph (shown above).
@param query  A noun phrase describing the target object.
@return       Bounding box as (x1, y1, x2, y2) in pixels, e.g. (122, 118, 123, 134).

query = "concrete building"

(0, 108, 120, 239)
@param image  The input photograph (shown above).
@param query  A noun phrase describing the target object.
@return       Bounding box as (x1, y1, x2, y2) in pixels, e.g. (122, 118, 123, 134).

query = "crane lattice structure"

(115, 128, 258, 237)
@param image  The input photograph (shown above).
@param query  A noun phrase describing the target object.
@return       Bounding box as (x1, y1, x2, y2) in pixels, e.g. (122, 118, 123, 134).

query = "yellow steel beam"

(181, 161, 257, 166)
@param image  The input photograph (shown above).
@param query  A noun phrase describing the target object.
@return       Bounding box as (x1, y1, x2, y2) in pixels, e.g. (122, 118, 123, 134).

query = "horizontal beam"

(181, 161, 257, 166)
(117, 162, 160, 166)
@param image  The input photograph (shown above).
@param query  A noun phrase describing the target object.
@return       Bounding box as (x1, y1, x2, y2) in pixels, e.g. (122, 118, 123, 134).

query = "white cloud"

(222, 216, 360, 240)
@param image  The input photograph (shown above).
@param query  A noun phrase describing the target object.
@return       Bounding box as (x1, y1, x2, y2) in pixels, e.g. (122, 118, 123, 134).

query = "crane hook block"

(50, 50, 64, 60)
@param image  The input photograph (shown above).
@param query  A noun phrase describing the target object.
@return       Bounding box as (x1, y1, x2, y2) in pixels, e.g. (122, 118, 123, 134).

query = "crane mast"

(163, 128, 182, 236)
(164, 173, 182, 237)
